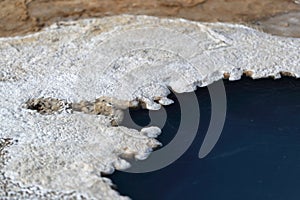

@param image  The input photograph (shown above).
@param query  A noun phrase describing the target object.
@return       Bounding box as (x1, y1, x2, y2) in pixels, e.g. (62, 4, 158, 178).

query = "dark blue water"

(109, 76, 300, 200)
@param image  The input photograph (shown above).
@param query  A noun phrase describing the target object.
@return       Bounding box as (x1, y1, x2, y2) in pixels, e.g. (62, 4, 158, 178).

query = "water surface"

(111, 77, 300, 200)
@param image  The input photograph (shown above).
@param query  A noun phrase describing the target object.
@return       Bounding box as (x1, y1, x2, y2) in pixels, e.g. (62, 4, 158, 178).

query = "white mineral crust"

(0, 15, 299, 199)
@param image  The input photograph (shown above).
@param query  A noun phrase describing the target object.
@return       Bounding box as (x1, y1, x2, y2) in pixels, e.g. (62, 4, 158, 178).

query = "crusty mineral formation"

(0, 15, 299, 199)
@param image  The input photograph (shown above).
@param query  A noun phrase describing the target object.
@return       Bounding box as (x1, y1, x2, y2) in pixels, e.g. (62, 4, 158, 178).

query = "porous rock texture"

(0, 15, 299, 199)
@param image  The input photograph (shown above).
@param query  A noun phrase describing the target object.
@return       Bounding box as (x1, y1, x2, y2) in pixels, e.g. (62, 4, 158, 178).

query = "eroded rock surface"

(258, 11, 300, 38)
(0, 15, 299, 199)
(1, 0, 300, 37)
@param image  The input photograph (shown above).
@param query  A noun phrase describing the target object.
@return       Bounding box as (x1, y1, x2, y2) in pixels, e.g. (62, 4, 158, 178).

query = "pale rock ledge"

(0, 15, 299, 199)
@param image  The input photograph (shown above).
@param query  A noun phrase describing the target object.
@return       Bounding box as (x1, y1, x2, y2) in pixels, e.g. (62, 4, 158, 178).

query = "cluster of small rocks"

(0, 138, 12, 158)
(24, 97, 125, 126)
(71, 97, 125, 126)
(24, 98, 70, 115)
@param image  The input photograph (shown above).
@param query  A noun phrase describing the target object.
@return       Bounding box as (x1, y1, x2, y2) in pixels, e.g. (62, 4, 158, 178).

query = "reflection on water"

(110, 76, 300, 200)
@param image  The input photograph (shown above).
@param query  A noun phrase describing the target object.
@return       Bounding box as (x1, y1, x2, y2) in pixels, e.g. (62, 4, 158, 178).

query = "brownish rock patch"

(1, 0, 300, 37)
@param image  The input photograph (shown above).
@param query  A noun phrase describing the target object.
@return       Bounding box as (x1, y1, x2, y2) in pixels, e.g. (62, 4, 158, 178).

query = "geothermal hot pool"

(111, 76, 300, 200)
